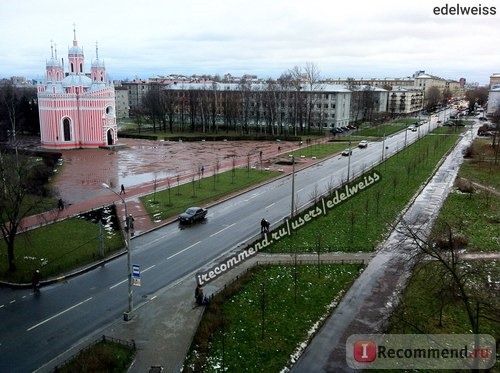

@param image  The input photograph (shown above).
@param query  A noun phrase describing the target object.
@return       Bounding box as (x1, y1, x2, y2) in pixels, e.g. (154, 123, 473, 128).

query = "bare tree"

(425, 86, 441, 112)
(396, 218, 500, 335)
(0, 152, 51, 272)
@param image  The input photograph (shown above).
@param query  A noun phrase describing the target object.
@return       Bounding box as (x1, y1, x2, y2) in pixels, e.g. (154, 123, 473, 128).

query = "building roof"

(62, 74, 92, 88)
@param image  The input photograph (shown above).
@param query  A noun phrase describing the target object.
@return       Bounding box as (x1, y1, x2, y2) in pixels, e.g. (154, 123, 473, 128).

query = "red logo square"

(353, 340, 377, 362)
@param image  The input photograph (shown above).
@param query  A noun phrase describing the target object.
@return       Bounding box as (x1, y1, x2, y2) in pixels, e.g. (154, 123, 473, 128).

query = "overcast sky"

(0, 0, 498, 84)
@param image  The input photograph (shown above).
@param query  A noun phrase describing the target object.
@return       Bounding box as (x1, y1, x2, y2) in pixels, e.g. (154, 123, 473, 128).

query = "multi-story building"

(348, 85, 389, 122)
(121, 79, 151, 111)
(388, 87, 424, 115)
(37, 30, 117, 149)
(414, 73, 462, 98)
(114, 86, 130, 118)
(489, 73, 500, 87)
(487, 84, 500, 116)
(165, 82, 352, 130)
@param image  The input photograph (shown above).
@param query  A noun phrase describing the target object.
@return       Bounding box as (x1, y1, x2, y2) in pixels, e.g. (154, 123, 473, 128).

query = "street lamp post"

(101, 183, 133, 321)
(290, 154, 295, 218)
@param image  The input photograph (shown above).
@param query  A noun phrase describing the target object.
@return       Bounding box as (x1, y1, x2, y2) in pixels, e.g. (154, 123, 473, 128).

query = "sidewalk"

(36, 252, 374, 373)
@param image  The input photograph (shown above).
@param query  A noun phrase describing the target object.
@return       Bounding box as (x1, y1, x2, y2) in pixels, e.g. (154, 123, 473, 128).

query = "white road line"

(244, 192, 263, 201)
(9, 300, 15, 304)
(0, 304, 4, 309)
(109, 279, 127, 290)
(265, 202, 276, 209)
(210, 223, 236, 237)
(142, 264, 156, 273)
(27, 297, 93, 332)
(167, 241, 201, 260)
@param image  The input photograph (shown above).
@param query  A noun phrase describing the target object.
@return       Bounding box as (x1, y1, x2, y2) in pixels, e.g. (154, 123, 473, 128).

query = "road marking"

(10, 300, 15, 304)
(210, 223, 236, 237)
(244, 192, 263, 201)
(27, 297, 93, 331)
(0, 304, 4, 309)
(167, 241, 201, 260)
(265, 202, 275, 209)
(109, 279, 127, 290)
(142, 264, 156, 273)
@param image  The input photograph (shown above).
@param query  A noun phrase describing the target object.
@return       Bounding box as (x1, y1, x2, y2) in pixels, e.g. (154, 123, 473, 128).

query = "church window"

(63, 118, 71, 141)
(71, 63, 74, 73)
(80, 63, 83, 73)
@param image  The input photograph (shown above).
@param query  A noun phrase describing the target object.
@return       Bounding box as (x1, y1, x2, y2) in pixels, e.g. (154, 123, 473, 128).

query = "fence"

(53, 335, 136, 372)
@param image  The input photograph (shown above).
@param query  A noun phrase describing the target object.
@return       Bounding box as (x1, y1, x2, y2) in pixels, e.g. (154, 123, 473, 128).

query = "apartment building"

(487, 84, 500, 116)
(388, 87, 424, 115)
(114, 86, 130, 118)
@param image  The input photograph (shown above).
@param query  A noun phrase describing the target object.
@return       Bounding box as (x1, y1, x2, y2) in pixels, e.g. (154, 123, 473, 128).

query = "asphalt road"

(0, 112, 447, 371)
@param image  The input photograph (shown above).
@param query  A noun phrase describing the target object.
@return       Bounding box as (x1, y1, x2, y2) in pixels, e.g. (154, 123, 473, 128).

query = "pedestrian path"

(35, 251, 374, 373)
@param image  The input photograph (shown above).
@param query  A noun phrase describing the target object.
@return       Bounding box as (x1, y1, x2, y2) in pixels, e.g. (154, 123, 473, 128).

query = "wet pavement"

(20, 136, 317, 236)
(52, 137, 300, 206)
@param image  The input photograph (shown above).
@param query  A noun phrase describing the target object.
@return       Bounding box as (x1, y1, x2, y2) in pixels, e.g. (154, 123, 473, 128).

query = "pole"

(101, 183, 133, 321)
(291, 155, 295, 218)
(124, 204, 133, 321)
(347, 140, 352, 182)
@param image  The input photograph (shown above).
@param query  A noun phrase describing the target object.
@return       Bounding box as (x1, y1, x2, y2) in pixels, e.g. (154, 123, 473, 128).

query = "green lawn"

(0, 214, 124, 283)
(383, 136, 500, 372)
(265, 131, 460, 253)
(56, 338, 135, 373)
(354, 123, 407, 137)
(184, 263, 362, 372)
(141, 168, 281, 221)
(285, 141, 353, 159)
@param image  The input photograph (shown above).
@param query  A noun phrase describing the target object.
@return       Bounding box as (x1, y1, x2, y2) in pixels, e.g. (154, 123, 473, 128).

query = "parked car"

(407, 126, 417, 132)
(358, 140, 368, 148)
(341, 148, 353, 156)
(179, 207, 207, 224)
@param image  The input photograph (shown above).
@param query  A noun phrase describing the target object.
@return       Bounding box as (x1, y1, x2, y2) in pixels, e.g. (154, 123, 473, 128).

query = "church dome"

(46, 57, 61, 68)
(62, 74, 92, 88)
(91, 58, 105, 68)
(68, 44, 83, 56)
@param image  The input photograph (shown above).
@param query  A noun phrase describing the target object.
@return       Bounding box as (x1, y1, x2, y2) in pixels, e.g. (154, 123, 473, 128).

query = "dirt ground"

(51, 137, 301, 205)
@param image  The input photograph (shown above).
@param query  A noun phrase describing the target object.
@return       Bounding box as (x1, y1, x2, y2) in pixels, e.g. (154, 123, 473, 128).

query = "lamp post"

(101, 183, 133, 321)
(290, 154, 295, 218)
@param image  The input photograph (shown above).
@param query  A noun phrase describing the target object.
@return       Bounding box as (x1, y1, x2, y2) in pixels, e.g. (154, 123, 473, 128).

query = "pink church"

(37, 29, 118, 149)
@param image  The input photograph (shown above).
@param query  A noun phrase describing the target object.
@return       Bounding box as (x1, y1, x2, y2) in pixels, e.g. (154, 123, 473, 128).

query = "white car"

(358, 140, 368, 148)
(341, 148, 353, 156)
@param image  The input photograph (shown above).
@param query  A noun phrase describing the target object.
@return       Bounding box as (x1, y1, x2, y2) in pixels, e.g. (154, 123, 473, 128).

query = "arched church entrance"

(107, 129, 114, 145)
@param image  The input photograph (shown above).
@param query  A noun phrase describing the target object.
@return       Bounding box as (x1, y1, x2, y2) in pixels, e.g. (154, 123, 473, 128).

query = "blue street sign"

(132, 264, 141, 286)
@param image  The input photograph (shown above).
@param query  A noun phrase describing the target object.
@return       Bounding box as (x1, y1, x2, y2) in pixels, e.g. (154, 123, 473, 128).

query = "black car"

(179, 207, 207, 224)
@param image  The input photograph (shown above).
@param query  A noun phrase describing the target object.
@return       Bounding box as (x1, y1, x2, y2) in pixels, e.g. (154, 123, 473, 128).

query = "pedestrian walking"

(32, 269, 41, 292)
(260, 218, 270, 233)
(57, 198, 64, 210)
(120, 184, 125, 194)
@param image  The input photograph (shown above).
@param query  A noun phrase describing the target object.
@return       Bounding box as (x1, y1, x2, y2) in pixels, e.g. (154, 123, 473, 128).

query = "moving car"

(341, 148, 353, 156)
(358, 140, 368, 148)
(179, 207, 207, 224)
(407, 126, 417, 132)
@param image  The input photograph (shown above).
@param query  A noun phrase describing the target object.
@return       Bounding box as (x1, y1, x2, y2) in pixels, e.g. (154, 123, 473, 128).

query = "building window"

(63, 118, 71, 141)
